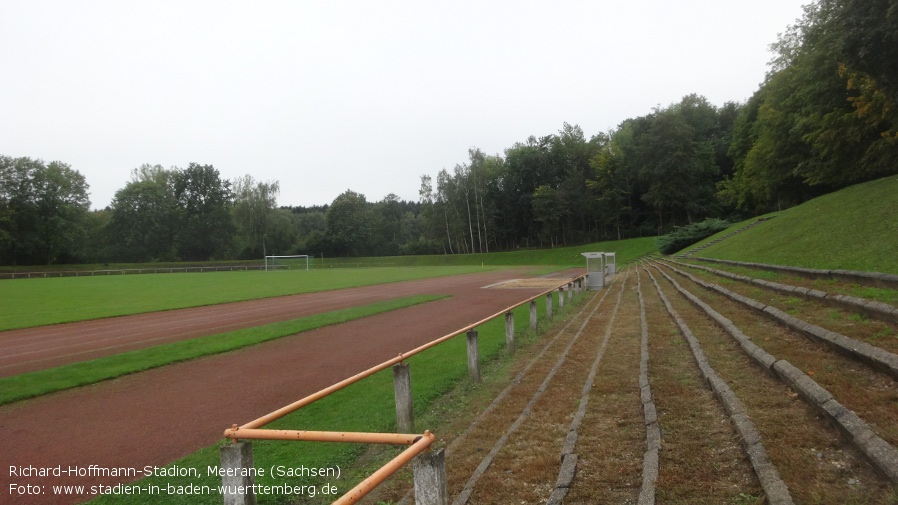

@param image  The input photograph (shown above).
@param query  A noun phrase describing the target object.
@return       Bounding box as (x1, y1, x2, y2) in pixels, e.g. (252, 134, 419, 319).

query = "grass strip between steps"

(0, 295, 446, 406)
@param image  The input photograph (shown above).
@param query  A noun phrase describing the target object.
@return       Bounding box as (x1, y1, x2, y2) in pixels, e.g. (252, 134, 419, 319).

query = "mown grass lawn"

(694, 175, 898, 273)
(0, 295, 445, 405)
(0, 266, 491, 330)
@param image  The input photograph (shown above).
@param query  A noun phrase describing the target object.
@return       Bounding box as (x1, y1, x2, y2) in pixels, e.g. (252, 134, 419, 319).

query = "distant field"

(319, 236, 659, 268)
(0, 236, 658, 274)
(690, 175, 898, 273)
(1, 236, 658, 330)
(0, 266, 490, 331)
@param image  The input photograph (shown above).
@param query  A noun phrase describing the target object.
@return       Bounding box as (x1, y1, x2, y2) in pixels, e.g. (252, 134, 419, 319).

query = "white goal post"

(264, 255, 310, 271)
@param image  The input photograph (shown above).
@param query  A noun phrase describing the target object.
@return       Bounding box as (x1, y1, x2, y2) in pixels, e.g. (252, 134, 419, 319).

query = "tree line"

(1, 0, 895, 265)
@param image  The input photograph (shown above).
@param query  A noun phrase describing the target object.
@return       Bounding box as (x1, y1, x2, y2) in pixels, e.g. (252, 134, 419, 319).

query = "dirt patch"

(487, 278, 570, 289)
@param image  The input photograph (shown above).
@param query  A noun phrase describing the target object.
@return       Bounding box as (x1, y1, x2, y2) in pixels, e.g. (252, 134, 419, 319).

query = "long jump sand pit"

(0, 269, 581, 504)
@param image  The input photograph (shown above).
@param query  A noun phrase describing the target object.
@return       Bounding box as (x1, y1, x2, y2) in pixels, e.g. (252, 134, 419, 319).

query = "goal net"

(265, 255, 310, 271)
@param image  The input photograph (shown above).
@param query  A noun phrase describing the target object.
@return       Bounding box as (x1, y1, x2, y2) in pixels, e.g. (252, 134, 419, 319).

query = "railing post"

(466, 330, 481, 383)
(220, 441, 257, 505)
(529, 299, 538, 331)
(567, 282, 573, 302)
(393, 362, 414, 433)
(546, 292, 553, 321)
(505, 311, 515, 354)
(414, 448, 448, 505)
(558, 287, 565, 309)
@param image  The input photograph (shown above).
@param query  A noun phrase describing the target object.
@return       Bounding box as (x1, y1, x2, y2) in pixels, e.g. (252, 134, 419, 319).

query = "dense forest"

(2, 0, 896, 265)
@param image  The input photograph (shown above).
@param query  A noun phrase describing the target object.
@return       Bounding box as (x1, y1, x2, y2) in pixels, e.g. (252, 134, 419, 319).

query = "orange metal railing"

(222, 272, 587, 504)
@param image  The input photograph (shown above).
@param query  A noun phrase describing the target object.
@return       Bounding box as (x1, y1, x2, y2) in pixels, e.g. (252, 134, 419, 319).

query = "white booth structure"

(605, 252, 617, 275)
(581, 252, 606, 290)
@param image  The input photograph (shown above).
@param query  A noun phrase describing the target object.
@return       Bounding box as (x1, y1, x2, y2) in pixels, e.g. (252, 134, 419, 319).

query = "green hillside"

(688, 175, 898, 274)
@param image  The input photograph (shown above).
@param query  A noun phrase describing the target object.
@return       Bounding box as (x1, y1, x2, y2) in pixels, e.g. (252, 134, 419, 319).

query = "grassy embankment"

(682, 175, 898, 273)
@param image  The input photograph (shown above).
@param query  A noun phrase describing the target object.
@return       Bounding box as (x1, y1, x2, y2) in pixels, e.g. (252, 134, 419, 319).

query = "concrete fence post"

(393, 362, 414, 433)
(220, 441, 257, 505)
(567, 283, 573, 302)
(505, 311, 515, 354)
(529, 299, 538, 331)
(466, 330, 480, 383)
(546, 292, 553, 321)
(558, 287, 565, 309)
(414, 449, 448, 505)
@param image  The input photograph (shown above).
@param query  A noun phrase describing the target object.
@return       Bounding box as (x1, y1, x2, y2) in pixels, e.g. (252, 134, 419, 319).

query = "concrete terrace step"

(661, 259, 898, 380)
(376, 261, 897, 504)
(668, 258, 898, 326)
(692, 257, 898, 290)
(643, 264, 794, 504)
(649, 260, 898, 489)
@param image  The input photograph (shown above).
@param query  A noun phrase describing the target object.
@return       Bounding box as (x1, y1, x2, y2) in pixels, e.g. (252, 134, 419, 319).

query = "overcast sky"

(1, 0, 808, 210)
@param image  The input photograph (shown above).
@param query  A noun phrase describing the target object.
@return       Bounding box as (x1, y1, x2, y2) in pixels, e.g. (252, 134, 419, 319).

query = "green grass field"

(0, 295, 445, 405)
(687, 175, 898, 273)
(1, 236, 657, 331)
(0, 266, 488, 330)
(317, 236, 658, 268)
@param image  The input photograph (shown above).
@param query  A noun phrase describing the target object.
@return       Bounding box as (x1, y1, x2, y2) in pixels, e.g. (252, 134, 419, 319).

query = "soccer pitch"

(0, 265, 495, 331)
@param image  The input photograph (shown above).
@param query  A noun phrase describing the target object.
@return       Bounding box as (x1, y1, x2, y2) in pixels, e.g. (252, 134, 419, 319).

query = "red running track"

(0, 269, 578, 504)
